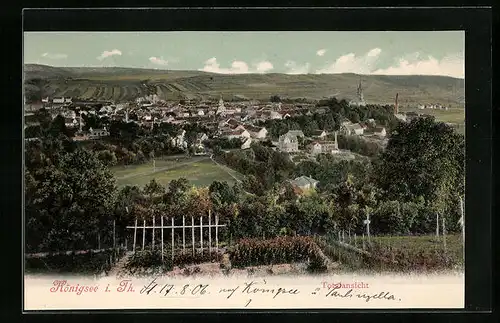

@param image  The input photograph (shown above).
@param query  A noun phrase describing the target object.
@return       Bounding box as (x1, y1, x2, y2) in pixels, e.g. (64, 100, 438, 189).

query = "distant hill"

(23, 64, 465, 106)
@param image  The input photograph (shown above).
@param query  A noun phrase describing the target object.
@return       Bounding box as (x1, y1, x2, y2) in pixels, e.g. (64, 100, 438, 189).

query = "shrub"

(230, 236, 327, 273)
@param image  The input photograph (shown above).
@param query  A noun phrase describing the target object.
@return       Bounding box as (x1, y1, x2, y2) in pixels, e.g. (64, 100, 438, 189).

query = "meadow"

(112, 157, 243, 188)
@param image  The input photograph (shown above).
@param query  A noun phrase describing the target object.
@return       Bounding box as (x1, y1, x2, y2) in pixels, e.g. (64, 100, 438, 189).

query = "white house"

(223, 129, 251, 140)
(286, 130, 305, 138)
(278, 132, 299, 153)
(373, 127, 387, 138)
(312, 130, 328, 139)
(246, 125, 268, 139)
(88, 127, 109, 139)
(341, 123, 364, 136)
(241, 137, 252, 150)
(197, 109, 205, 116)
(290, 176, 319, 190)
(171, 130, 188, 149)
(310, 142, 323, 155)
(53, 97, 65, 104)
(270, 111, 283, 120)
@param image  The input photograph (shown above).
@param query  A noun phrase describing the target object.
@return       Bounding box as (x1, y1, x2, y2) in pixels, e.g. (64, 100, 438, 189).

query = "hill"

(23, 64, 465, 106)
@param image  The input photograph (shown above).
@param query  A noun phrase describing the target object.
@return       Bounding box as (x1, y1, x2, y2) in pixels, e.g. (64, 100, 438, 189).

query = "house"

(88, 127, 109, 139)
(373, 127, 387, 138)
(245, 125, 268, 139)
(197, 109, 205, 116)
(395, 114, 408, 122)
(286, 130, 305, 138)
(341, 122, 364, 136)
(312, 130, 328, 139)
(310, 142, 323, 155)
(278, 132, 299, 153)
(171, 130, 188, 149)
(64, 117, 78, 128)
(289, 176, 319, 190)
(53, 97, 65, 104)
(241, 137, 252, 150)
(222, 129, 251, 140)
(270, 111, 283, 120)
(310, 135, 339, 155)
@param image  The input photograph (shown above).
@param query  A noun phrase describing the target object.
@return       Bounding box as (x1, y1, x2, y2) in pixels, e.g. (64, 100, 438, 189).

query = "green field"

(400, 106, 465, 124)
(112, 158, 243, 188)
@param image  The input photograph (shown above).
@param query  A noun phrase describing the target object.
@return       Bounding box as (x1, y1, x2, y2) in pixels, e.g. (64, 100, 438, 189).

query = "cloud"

(41, 52, 68, 60)
(367, 48, 382, 57)
(199, 57, 273, 74)
(372, 53, 464, 79)
(316, 49, 327, 56)
(285, 60, 311, 74)
(315, 48, 464, 78)
(255, 61, 274, 73)
(149, 56, 169, 66)
(97, 49, 122, 60)
(316, 47, 382, 74)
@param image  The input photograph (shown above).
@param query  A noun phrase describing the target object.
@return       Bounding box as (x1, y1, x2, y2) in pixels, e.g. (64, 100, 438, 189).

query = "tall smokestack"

(395, 93, 399, 114)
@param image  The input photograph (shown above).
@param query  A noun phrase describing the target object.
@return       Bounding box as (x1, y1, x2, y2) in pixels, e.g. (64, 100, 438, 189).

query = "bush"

(25, 248, 125, 274)
(230, 236, 327, 273)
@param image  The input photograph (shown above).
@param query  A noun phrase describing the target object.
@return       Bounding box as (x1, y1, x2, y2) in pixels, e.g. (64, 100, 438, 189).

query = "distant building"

(278, 132, 299, 153)
(349, 78, 366, 107)
(312, 130, 328, 139)
(289, 176, 319, 190)
(373, 127, 387, 138)
(340, 122, 364, 136)
(310, 132, 339, 155)
(222, 129, 251, 140)
(286, 130, 305, 138)
(88, 127, 109, 139)
(241, 137, 252, 150)
(245, 125, 268, 139)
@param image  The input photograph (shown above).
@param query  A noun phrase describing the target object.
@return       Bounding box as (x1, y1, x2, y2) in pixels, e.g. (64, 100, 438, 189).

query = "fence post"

(354, 233, 357, 248)
(133, 218, 137, 253)
(182, 215, 186, 253)
(142, 220, 146, 250)
(442, 217, 447, 252)
(152, 216, 155, 251)
(161, 216, 164, 262)
(192, 216, 195, 255)
(113, 220, 116, 250)
(171, 217, 174, 262)
(362, 233, 366, 250)
(200, 216, 203, 254)
(209, 210, 212, 253)
(98, 233, 101, 250)
(215, 214, 219, 250)
(436, 213, 440, 239)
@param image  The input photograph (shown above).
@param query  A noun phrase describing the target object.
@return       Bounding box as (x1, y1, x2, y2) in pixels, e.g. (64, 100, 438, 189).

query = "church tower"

(217, 95, 226, 115)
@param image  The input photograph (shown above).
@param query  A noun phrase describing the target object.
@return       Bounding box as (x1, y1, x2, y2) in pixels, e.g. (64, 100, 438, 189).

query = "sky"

(24, 31, 465, 79)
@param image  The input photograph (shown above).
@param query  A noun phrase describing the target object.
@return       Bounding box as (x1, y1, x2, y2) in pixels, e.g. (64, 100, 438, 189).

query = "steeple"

(357, 77, 364, 101)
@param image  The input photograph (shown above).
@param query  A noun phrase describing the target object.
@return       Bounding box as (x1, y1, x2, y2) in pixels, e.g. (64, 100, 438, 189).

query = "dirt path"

(107, 251, 134, 277)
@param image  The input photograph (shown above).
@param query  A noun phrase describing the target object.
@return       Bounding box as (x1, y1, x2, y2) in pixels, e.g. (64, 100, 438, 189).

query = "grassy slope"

(24, 64, 465, 105)
(112, 158, 242, 188)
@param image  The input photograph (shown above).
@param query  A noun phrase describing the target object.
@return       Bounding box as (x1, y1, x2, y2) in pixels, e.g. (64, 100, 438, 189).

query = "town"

(24, 77, 465, 278)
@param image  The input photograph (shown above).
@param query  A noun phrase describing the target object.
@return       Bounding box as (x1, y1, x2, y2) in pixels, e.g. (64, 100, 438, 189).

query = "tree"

(143, 179, 165, 197)
(375, 117, 464, 211)
(25, 149, 116, 252)
(270, 95, 281, 103)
